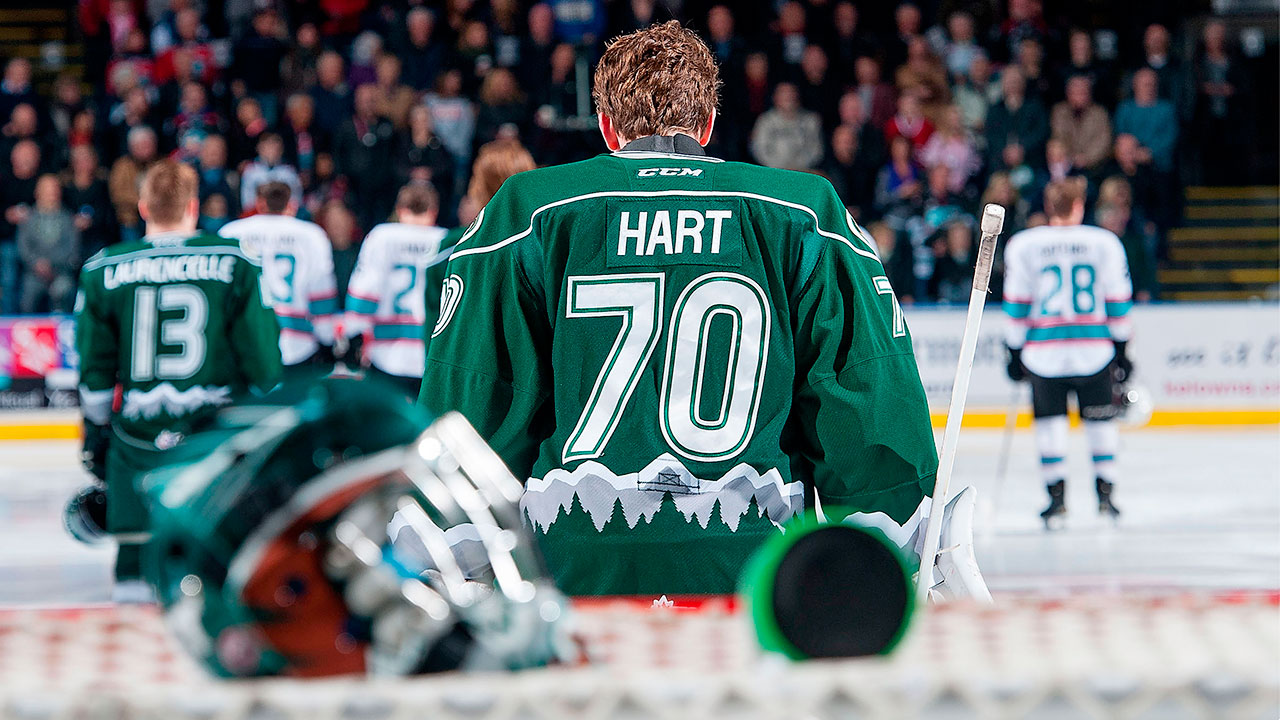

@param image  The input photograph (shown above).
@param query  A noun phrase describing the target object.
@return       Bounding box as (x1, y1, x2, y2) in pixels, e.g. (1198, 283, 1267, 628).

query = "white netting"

(0, 592, 1276, 720)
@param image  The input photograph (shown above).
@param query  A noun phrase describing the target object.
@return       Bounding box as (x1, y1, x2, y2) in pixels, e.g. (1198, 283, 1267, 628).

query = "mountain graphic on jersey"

(121, 382, 232, 420)
(522, 454, 802, 533)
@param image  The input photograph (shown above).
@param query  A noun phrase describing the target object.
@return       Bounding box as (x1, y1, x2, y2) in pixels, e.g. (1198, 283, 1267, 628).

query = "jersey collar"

(616, 133, 709, 157)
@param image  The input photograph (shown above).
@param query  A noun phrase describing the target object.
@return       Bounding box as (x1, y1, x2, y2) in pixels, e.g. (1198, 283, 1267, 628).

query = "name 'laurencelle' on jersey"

(423, 136, 939, 595)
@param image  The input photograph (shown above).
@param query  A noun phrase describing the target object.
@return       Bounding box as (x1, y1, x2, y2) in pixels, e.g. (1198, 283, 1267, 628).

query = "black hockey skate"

(1096, 477, 1120, 521)
(1040, 480, 1066, 530)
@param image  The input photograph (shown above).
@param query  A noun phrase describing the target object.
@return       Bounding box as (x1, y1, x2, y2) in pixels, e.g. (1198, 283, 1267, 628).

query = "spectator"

(228, 96, 269, 167)
(48, 75, 85, 148)
(105, 27, 155, 96)
(398, 105, 457, 222)
(68, 110, 98, 156)
(706, 5, 746, 75)
(399, 8, 446, 93)
(518, 4, 557, 103)
(1015, 37, 1051, 101)
(310, 51, 352, 139)
(853, 56, 896, 130)
(886, 2, 923, 71)
(750, 83, 823, 171)
(739, 52, 773, 122)
(199, 192, 231, 233)
(919, 105, 980, 195)
(281, 22, 323, 95)
(371, 53, 417, 130)
(317, 199, 360, 304)
(995, 0, 1047, 63)
(108, 126, 157, 242)
(491, 0, 524, 68)
(981, 170, 1030, 237)
(335, 84, 397, 229)
(456, 21, 495, 93)
(153, 7, 218, 87)
(1041, 138, 1086, 191)
(17, 175, 79, 313)
(869, 220, 915, 303)
(874, 135, 924, 219)
(1096, 192, 1156, 302)
(895, 37, 950, 120)
(165, 82, 226, 156)
(953, 51, 995, 135)
(772, 1, 809, 70)
(905, 164, 970, 298)
(1, 104, 49, 169)
(938, 11, 981, 81)
(1101, 133, 1173, 235)
(425, 69, 478, 183)
(1051, 75, 1112, 173)
(1193, 21, 1249, 185)
(928, 221, 975, 304)
(62, 146, 118, 257)
(1134, 23, 1190, 121)
(835, 91, 887, 177)
(828, 3, 872, 86)
(985, 66, 1049, 172)
(348, 31, 384, 89)
(474, 68, 528, 150)
(1114, 68, 1178, 173)
(0, 59, 39, 121)
(233, 9, 289, 125)
(280, 94, 324, 184)
(240, 133, 303, 210)
(196, 134, 238, 216)
(1057, 29, 1116, 107)
(0, 140, 41, 313)
(107, 86, 157, 163)
(885, 91, 934, 152)
(798, 45, 837, 128)
(823, 124, 878, 221)
(304, 152, 346, 218)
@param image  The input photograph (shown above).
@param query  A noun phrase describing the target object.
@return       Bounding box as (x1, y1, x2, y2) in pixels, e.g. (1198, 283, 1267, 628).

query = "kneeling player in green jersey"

(423, 22, 987, 598)
(68, 161, 282, 596)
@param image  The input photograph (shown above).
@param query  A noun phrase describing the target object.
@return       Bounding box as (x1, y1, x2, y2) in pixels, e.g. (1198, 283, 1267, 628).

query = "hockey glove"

(82, 421, 110, 482)
(1112, 341, 1134, 384)
(1005, 346, 1026, 382)
(64, 483, 108, 544)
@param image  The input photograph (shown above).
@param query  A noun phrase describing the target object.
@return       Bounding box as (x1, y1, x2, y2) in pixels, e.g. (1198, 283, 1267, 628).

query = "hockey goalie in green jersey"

(423, 22, 980, 597)
(71, 161, 282, 589)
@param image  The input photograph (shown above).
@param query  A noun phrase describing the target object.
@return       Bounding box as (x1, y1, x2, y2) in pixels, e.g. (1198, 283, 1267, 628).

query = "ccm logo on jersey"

(432, 274, 464, 338)
(637, 168, 703, 177)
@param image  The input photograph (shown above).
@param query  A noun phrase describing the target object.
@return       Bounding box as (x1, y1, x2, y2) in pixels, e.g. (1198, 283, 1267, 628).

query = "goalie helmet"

(138, 378, 569, 678)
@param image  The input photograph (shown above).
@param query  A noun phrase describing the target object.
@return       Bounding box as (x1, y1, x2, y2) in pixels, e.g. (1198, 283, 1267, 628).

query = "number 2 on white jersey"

(563, 272, 770, 464)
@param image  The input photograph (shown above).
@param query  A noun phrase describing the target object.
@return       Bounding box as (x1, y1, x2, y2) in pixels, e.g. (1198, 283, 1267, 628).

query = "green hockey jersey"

(76, 231, 283, 446)
(422, 135, 937, 595)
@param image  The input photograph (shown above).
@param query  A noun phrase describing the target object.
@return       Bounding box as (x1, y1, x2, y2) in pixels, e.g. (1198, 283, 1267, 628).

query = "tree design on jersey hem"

(528, 492, 780, 541)
(521, 455, 803, 534)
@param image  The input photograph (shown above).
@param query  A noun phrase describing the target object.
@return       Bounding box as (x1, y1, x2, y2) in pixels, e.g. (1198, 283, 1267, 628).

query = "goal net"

(0, 592, 1275, 720)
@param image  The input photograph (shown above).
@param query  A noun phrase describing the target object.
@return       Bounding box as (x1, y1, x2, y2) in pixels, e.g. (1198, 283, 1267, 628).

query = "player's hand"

(82, 422, 109, 482)
(1005, 346, 1025, 382)
(1112, 341, 1134, 384)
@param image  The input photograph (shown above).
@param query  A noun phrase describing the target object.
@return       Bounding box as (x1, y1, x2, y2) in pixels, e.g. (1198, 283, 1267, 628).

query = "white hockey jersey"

(345, 222, 450, 378)
(1003, 224, 1133, 378)
(220, 214, 339, 365)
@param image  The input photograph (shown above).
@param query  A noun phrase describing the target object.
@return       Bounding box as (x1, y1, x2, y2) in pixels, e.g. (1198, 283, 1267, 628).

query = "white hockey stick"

(917, 204, 1005, 603)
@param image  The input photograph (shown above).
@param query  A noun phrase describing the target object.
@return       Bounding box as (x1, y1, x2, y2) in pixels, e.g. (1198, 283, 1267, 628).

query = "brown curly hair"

(592, 20, 720, 142)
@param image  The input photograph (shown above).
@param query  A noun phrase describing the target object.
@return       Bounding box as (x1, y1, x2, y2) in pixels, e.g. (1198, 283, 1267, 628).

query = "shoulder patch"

(431, 275, 465, 338)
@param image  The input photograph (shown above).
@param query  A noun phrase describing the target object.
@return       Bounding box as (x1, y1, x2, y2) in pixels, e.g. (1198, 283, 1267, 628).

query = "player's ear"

(598, 113, 622, 152)
(138, 200, 150, 222)
(697, 110, 716, 147)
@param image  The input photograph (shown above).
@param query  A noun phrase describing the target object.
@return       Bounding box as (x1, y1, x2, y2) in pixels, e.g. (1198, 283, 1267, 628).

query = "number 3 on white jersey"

(563, 272, 770, 464)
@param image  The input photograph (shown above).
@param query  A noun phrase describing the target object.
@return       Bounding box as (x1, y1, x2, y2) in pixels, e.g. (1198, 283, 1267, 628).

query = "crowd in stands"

(0, 0, 1264, 313)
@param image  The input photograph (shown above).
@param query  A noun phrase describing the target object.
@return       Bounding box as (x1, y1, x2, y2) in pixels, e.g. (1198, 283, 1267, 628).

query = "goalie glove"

(1112, 340, 1134, 384)
(64, 483, 109, 545)
(910, 486, 992, 603)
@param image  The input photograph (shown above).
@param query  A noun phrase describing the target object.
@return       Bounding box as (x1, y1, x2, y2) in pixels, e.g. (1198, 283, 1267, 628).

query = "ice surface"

(0, 427, 1275, 604)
